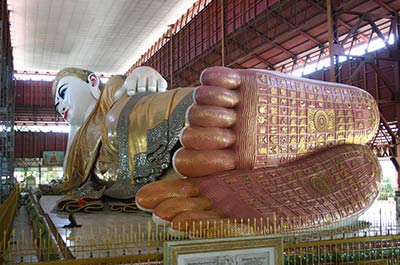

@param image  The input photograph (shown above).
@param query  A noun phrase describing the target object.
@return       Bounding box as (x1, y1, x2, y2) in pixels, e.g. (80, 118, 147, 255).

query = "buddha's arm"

(99, 87, 195, 186)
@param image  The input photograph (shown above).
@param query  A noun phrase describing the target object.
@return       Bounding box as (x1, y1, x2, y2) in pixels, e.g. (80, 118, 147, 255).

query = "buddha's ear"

(88, 73, 100, 100)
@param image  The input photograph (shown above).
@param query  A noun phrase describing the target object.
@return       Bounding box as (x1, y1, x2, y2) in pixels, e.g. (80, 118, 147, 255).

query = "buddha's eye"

(58, 83, 68, 99)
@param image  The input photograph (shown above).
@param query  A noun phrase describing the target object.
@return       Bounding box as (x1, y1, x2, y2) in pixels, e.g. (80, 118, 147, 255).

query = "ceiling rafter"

(226, 37, 273, 68)
(372, 0, 396, 13)
(305, 0, 370, 42)
(340, 16, 367, 46)
(364, 16, 392, 48)
(246, 24, 296, 58)
(197, 58, 213, 68)
(174, 69, 193, 85)
(246, 24, 311, 68)
(269, 9, 323, 46)
(227, 38, 273, 68)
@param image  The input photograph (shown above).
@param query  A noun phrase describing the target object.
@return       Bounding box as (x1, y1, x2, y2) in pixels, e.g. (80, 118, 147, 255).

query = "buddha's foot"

(137, 144, 381, 235)
(39, 181, 68, 195)
(109, 201, 140, 213)
(103, 179, 143, 200)
(173, 67, 379, 178)
(39, 179, 64, 195)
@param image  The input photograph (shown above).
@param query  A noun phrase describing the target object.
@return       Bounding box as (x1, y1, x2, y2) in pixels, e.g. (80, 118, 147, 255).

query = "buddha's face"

(54, 76, 95, 126)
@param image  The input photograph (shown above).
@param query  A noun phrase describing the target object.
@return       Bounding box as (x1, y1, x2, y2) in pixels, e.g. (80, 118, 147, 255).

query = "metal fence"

(0, 188, 18, 264)
(2, 198, 400, 264)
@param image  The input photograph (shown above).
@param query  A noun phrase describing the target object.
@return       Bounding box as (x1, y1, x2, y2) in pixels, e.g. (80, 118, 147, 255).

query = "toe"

(153, 196, 212, 224)
(200, 67, 241, 89)
(135, 179, 199, 212)
(181, 127, 236, 150)
(187, 105, 237, 128)
(173, 148, 236, 177)
(195, 85, 240, 107)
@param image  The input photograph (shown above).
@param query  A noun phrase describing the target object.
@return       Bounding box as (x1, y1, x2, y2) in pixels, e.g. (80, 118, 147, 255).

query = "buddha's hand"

(114, 66, 168, 99)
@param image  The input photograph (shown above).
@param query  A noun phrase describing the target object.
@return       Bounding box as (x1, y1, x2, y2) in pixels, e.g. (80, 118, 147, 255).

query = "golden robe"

(62, 75, 194, 194)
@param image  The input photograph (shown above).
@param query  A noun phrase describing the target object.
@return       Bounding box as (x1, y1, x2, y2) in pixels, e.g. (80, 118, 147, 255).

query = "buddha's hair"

(52, 67, 94, 98)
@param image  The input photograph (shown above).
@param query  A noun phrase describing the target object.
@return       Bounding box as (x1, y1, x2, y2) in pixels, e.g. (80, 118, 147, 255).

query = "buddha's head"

(52, 67, 102, 126)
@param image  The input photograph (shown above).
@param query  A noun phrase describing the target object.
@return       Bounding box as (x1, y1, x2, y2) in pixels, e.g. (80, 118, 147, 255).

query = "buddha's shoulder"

(105, 75, 126, 89)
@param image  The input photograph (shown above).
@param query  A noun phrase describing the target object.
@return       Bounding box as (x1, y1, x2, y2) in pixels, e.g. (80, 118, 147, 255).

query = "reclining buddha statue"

(51, 65, 381, 233)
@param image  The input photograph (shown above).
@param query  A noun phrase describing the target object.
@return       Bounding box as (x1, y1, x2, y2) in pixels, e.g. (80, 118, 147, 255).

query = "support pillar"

(169, 26, 174, 88)
(221, 0, 225, 66)
(326, 0, 335, 82)
(393, 14, 400, 218)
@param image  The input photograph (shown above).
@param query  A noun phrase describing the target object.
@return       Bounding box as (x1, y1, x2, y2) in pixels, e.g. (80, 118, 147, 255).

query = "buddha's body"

(51, 66, 381, 232)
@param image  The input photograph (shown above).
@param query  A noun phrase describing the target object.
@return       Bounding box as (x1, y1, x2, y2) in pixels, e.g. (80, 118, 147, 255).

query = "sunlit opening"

(291, 35, 394, 77)
(14, 73, 55, 81)
(14, 125, 70, 133)
(14, 73, 109, 84)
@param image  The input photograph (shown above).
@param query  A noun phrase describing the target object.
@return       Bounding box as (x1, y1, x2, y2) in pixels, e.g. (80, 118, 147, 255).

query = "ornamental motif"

(134, 92, 194, 184)
(308, 109, 335, 133)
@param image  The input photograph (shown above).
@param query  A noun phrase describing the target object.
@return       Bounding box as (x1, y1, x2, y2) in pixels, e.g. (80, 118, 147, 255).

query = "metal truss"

(0, 0, 15, 202)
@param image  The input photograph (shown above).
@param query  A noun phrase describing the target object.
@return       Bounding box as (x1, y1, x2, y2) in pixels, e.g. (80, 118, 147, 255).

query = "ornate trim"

(134, 92, 194, 184)
(103, 92, 151, 199)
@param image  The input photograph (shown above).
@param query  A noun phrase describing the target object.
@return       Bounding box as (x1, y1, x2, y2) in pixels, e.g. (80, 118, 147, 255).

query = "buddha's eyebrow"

(57, 83, 68, 97)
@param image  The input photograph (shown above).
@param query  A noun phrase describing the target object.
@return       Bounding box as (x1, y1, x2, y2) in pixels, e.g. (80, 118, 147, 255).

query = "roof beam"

(227, 37, 273, 68)
(337, 19, 370, 43)
(246, 24, 296, 58)
(305, 0, 369, 42)
(174, 69, 193, 86)
(372, 0, 396, 13)
(340, 16, 366, 46)
(364, 16, 391, 48)
(269, 10, 323, 46)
